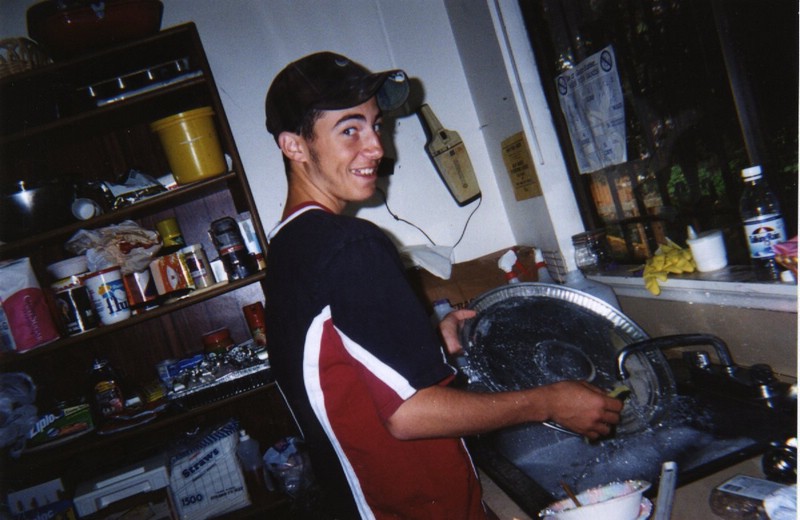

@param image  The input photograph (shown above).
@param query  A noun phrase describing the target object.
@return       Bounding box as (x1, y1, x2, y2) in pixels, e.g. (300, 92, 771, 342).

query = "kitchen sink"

(457, 283, 797, 517)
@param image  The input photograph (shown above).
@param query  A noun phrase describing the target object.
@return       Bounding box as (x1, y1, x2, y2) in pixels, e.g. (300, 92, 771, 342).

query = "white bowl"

(47, 256, 88, 280)
(539, 480, 651, 520)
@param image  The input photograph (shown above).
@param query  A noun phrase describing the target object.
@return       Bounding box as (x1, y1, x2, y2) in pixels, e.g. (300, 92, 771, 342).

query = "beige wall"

(618, 296, 798, 380)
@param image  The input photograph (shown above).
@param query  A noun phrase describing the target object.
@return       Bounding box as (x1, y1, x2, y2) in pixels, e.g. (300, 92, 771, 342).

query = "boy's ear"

(278, 132, 306, 162)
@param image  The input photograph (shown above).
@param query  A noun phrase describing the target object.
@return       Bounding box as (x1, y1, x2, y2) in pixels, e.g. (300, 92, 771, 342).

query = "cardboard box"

(26, 403, 94, 449)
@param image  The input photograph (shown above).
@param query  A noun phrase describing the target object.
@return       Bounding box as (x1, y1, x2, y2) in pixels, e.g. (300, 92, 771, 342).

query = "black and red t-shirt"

(265, 205, 485, 519)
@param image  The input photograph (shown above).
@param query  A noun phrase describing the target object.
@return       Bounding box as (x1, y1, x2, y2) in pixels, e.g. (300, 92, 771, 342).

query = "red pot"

(27, 0, 163, 60)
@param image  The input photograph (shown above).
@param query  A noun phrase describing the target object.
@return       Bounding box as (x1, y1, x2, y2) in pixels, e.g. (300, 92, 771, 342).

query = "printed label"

(743, 213, 786, 259)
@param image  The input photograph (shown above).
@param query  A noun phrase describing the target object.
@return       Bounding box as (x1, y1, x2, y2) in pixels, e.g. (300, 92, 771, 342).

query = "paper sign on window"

(555, 45, 626, 174)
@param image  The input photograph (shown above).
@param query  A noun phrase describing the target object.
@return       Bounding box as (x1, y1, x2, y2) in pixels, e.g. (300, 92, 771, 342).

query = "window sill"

(588, 266, 797, 313)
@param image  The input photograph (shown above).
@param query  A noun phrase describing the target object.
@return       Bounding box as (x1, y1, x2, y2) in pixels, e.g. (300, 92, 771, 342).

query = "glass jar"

(572, 230, 611, 274)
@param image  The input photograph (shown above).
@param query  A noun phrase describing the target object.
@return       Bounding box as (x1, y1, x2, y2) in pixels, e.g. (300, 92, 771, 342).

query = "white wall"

(4, 0, 571, 265)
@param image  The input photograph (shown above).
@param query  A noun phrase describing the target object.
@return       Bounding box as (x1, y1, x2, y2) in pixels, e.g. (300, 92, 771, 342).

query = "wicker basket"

(0, 37, 51, 78)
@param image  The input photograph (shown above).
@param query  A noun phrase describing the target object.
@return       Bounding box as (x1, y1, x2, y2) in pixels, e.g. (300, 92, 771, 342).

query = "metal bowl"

(0, 179, 77, 243)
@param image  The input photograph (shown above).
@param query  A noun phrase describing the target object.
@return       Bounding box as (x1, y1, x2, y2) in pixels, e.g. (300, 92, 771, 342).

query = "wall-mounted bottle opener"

(418, 104, 481, 206)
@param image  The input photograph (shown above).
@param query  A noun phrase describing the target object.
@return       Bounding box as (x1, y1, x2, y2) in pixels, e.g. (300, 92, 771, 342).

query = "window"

(519, 0, 797, 264)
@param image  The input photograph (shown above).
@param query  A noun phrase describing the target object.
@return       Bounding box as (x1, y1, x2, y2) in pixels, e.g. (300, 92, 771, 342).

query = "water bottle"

(739, 165, 787, 280)
(237, 430, 268, 501)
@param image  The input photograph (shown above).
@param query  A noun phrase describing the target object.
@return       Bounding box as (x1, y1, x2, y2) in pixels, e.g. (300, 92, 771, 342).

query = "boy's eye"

(373, 122, 383, 133)
(343, 127, 356, 136)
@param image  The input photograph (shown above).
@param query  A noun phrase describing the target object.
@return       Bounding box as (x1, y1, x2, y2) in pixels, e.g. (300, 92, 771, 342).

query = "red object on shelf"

(27, 0, 163, 60)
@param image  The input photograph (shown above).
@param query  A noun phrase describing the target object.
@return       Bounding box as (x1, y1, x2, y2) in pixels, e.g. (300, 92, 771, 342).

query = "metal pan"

(458, 283, 675, 434)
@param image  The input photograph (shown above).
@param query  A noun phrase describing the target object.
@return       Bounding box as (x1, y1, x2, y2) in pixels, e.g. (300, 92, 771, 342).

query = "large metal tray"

(458, 283, 675, 434)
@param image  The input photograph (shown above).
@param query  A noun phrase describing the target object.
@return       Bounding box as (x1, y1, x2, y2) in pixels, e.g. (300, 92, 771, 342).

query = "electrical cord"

(376, 187, 481, 249)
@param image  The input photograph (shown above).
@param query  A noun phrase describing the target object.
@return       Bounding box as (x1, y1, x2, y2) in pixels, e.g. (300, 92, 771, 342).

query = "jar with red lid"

(202, 327, 234, 355)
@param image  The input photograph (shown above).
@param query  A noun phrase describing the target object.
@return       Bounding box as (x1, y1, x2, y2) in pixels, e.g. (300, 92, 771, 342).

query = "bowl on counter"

(27, 0, 163, 60)
(538, 480, 651, 520)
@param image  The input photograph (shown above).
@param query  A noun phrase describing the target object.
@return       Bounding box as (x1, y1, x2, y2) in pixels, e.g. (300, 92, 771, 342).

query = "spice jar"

(210, 217, 256, 280)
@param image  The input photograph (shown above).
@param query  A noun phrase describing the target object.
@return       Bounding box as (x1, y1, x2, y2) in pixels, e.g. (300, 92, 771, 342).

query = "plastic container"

(237, 430, 268, 500)
(150, 107, 226, 185)
(46, 256, 88, 280)
(739, 165, 787, 280)
(155, 217, 186, 255)
(82, 266, 131, 325)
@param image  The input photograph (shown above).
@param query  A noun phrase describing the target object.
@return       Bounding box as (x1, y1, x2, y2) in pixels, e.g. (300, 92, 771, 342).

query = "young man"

(263, 52, 623, 519)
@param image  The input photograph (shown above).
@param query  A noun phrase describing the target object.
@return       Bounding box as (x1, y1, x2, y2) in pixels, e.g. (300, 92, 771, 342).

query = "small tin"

(51, 276, 98, 335)
(180, 244, 215, 289)
(123, 269, 160, 312)
(149, 252, 196, 297)
(243, 302, 266, 347)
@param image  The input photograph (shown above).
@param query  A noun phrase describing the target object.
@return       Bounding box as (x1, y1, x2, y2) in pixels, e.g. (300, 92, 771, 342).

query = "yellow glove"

(642, 239, 696, 295)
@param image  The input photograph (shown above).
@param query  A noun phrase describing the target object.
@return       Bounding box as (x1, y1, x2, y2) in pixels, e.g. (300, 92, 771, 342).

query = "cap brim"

(315, 70, 409, 112)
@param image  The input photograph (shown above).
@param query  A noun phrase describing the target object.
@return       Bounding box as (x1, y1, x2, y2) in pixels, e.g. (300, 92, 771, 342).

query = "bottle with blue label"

(739, 165, 787, 280)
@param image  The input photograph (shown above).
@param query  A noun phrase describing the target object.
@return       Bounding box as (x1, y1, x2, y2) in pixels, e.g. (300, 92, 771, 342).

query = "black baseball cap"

(265, 51, 409, 138)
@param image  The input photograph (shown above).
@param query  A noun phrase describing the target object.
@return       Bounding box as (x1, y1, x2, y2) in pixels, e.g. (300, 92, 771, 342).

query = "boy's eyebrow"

(333, 111, 384, 128)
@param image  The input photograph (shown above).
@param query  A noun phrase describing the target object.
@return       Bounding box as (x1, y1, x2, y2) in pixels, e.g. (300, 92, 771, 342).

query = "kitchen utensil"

(560, 481, 582, 508)
(459, 283, 675, 434)
(27, 0, 163, 60)
(539, 480, 651, 520)
(653, 461, 676, 520)
(418, 104, 481, 206)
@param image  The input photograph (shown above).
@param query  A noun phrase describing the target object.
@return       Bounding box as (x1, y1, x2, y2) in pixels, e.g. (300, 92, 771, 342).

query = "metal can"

(209, 217, 256, 280)
(180, 244, 215, 289)
(51, 276, 98, 335)
(243, 302, 266, 347)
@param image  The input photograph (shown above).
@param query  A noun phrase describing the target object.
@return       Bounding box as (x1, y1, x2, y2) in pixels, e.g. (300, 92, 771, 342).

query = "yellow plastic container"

(150, 107, 226, 185)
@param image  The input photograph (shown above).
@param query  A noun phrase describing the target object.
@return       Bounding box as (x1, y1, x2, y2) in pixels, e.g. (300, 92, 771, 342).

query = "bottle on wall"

(739, 165, 787, 281)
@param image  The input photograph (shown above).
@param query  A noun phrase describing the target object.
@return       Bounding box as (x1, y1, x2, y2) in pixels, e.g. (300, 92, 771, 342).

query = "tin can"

(149, 252, 196, 297)
(210, 217, 256, 280)
(243, 302, 266, 346)
(51, 276, 98, 335)
(122, 269, 160, 312)
(180, 244, 215, 289)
